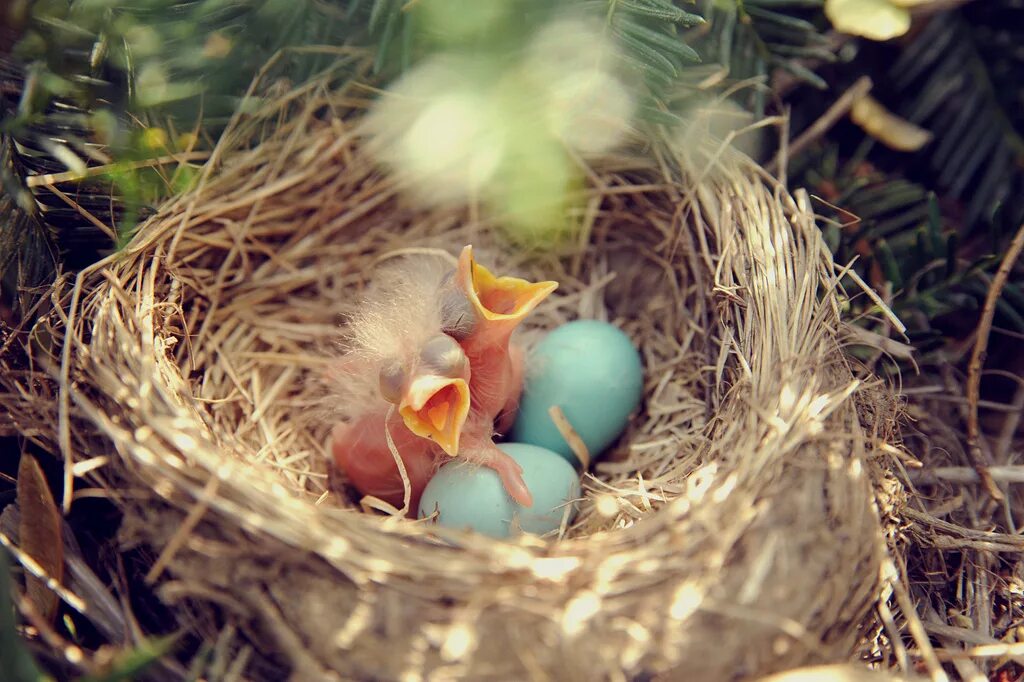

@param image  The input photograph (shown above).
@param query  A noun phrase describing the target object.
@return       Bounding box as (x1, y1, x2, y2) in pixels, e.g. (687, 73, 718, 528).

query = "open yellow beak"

(456, 245, 558, 340)
(398, 375, 471, 456)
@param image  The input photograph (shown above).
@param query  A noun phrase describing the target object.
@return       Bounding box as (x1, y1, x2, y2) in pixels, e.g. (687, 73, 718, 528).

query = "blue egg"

(511, 320, 643, 468)
(418, 443, 580, 538)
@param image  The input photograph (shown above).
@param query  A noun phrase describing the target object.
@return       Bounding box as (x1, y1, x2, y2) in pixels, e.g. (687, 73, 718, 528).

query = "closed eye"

(378, 361, 406, 403)
(439, 288, 476, 341)
(419, 334, 467, 376)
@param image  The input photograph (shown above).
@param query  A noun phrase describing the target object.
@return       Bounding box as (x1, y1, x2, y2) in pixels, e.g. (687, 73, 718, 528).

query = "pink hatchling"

(331, 246, 557, 510)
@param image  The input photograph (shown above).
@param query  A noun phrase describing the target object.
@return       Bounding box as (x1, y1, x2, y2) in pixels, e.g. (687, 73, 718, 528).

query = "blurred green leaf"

(0, 551, 48, 682)
(79, 635, 177, 682)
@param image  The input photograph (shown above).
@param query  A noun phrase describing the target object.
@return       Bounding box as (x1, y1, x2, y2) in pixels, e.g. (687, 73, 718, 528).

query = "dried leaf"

(845, 325, 915, 360)
(850, 94, 933, 152)
(16, 455, 64, 623)
(825, 0, 911, 41)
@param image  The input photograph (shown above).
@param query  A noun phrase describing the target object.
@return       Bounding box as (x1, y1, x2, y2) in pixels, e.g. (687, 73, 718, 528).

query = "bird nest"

(4, 85, 907, 680)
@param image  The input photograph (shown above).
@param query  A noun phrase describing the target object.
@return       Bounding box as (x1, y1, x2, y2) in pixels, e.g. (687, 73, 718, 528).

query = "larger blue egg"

(511, 320, 643, 467)
(418, 443, 580, 538)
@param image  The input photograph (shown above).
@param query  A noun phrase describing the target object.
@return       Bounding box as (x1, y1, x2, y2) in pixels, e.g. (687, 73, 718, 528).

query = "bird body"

(329, 246, 557, 511)
(331, 411, 437, 511)
(455, 246, 556, 428)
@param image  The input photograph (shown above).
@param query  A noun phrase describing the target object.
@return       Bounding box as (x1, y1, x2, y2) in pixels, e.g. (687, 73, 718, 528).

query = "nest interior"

(11, 88, 906, 681)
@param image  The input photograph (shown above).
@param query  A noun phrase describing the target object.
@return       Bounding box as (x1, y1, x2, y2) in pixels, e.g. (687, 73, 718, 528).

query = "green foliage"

(5, 0, 845, 292)
(12, 0, 352, 124)
(784, 1, 1024, 358)
(605, 0, 707, 123)
(691, 0, 831, 115)
(0, 551, 48, 682)
(607, 1, 703, 89)
(1, 0, 364, 301)
(363, 0, 705, 107)
(887, 4, 1024, 233)
(795, 139, 1024, 359)
(0, 546, 176, 681)
(6, 0, 1020, 361)
(79, 635, 178, 682)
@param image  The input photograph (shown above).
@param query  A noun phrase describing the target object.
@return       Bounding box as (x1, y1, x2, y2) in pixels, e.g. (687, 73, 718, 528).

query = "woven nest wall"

(8, 89, 906, 680)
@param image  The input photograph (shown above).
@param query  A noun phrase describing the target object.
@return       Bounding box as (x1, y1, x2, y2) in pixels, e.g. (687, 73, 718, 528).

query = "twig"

(876, 585, 910, 674)
(907, 394, 1023, 413)
(25, 151, 211, 187)
(47, 185, 117, 241)
(884, 558, 949, 682)
(903, 508, 1024, 548)
(16, 592, 89, 672)
(965, 222, 1024, 501)
(909, 465, 1024, 485)
(59, 253, 119, 512)
(768, 77, 873, 173)
(548, 406, 591, 470)
(921, 605, 987, 682)
(384, 405, 412, 517)
(0, 531, 87, 613)
(843, 265, 907, 335)
(921, 620, 1024, 666)
(920, 640, 1024, 661)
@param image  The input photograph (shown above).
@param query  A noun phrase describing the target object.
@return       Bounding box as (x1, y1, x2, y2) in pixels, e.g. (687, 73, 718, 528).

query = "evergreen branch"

(793, 133, 1024, 356)
(785, 2, 1024, 356)
(617, 0, 704, 26)
(1, 0, 366, 286)
(1, 136, 57, 307)
(615, 19, 701, 65)
(689, 0, 832, 115)
(888, 6, 1024, 232)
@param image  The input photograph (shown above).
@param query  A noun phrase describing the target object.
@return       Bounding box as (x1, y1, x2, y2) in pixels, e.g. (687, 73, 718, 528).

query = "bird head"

(454, 245, 558, 348)
(379, 333, 471, 456)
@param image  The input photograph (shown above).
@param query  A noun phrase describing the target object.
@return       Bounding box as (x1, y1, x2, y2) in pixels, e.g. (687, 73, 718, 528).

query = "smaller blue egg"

(418, 443, 581, 538)
(511, 320, 643, 468)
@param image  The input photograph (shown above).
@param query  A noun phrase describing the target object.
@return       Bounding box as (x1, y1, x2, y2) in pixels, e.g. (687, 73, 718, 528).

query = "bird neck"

(462, 326, 513, 356)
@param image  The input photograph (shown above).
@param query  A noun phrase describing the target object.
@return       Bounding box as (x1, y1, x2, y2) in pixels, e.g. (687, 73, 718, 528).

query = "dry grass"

(0, 77, 952, 681)
(896, 370, 1024, 682)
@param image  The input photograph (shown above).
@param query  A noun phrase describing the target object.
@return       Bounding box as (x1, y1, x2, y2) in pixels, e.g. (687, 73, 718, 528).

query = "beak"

(456, 245, 558, 343)
(398, 374, 471, 456)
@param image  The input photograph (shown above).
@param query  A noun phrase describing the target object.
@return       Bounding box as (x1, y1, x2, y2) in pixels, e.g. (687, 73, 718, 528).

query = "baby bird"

(451, 247, 551, 417)
(331, 331, 471, 510)
(330, 247, 556, 510)
(445, 246, 558, 503)
(331, 410, 437, 511)
(330, 258, 471, 510)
